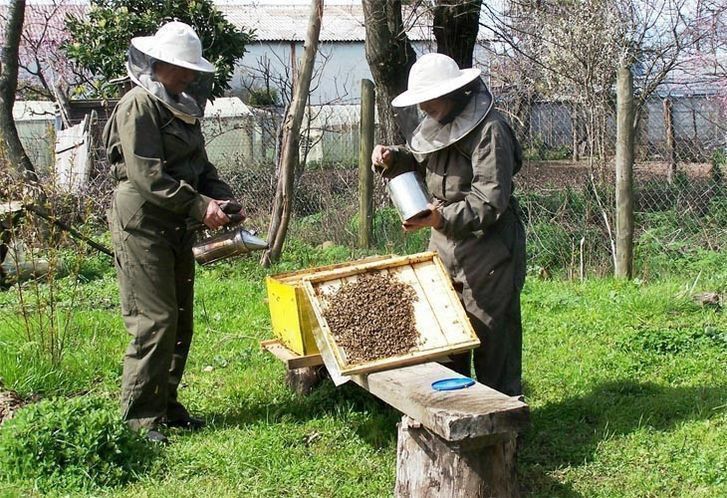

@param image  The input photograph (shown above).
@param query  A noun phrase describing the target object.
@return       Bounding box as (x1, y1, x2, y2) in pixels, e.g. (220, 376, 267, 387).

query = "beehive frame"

(301, 252, 480, 375)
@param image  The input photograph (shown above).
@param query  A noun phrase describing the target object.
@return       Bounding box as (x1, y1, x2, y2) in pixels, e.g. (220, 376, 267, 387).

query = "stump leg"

(284, 365, 324, 396)
(395, 415, 519, 498)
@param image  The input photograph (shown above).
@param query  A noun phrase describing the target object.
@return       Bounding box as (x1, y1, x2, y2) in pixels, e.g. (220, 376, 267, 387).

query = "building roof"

(218, 4, 436, 42)
(205, 96, 252, 117)
(653, 55, 726, 97)
(0, 2, 84, 46)
(1, 2, 482, 45)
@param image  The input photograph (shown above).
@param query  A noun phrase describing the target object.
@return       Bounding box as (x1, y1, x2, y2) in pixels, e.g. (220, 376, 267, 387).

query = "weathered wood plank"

(352, 362, 529, 441)
(260, 339, 323, 369)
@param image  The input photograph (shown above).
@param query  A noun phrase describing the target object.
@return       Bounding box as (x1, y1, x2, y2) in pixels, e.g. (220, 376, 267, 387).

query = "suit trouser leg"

(167, 239, 195, 421)
(471, 293, 523, 397)
(112, 222, 179, 431)
(451, 262, 523, 397)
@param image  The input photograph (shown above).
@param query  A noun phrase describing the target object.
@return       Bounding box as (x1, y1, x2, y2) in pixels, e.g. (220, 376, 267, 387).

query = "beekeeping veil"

(126, 21, 215, 120)
(392, 53, 494, 154)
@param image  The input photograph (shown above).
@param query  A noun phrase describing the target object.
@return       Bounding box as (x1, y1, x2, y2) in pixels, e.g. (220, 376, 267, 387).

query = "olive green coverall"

(103, 87, 234, 430)
(392, 109, 526, 396)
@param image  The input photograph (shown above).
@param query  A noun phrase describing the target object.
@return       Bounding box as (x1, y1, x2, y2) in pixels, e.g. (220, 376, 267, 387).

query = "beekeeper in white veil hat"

(372, 53, 526, 397)
(104, 21, 242, 443)
(126, 21, 216, 121)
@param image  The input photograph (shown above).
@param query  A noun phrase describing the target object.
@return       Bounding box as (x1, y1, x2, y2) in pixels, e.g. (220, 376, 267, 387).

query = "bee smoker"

(192, 227, 268, 266)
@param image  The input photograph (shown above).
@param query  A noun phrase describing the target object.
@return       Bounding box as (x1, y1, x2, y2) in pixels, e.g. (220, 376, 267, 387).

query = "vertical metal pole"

(663, 98, 676, 184)
(358, 79, 375, 248)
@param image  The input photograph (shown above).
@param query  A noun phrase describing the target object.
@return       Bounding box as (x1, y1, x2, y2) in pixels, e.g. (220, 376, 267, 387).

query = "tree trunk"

(615, 62, 634, 279)
(432, 0, 482, 69)
(0, 0, 36, 180)
(362, 0, 416, 145)
(261, 0, 323, 266)
(358, 79, 375, 248)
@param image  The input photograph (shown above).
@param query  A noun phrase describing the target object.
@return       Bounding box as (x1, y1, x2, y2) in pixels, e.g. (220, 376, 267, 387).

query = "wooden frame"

(260, 339, 323, 369)
(301, 252, 479, 375)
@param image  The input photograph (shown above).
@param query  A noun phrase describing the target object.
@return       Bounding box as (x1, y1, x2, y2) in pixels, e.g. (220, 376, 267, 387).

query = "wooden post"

(615, 61, 634, 279)
(395, 416, 520, 498)
(663, 98, 676, 184)
(358, 79, 375, 248)
(262, 0, 323, 266)
(284, 366, 324, 396)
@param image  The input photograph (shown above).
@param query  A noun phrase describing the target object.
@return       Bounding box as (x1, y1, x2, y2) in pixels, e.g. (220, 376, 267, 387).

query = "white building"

(218, 2, 492, 104)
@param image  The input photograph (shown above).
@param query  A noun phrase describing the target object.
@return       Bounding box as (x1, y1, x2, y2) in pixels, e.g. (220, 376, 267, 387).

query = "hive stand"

(263, 339, 529, 496)
(351, 362, 529, 498)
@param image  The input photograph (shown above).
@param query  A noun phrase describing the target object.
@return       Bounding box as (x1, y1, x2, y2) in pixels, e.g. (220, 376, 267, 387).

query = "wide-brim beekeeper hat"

(130, 21, 215, 73)
(391, 53, 481, 107)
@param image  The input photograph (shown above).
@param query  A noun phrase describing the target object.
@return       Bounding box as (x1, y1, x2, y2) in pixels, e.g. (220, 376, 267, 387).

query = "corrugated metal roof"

(219, 4, 434, 42)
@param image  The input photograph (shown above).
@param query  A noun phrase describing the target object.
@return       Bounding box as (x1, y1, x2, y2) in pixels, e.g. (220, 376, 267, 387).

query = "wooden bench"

(352, 362, 529, 498)
(264, 339, 529, 497)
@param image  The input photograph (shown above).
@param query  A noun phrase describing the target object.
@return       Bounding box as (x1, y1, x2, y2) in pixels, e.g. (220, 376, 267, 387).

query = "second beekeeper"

(372, 53, 526, 397)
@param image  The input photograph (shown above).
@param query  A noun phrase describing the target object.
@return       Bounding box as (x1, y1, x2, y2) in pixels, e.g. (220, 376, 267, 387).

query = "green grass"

(0, 244, 725, 497)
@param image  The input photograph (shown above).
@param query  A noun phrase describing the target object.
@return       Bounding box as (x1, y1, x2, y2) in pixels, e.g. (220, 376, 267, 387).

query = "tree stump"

(395, 416, 520, 498)
(284, 365, 324, 396)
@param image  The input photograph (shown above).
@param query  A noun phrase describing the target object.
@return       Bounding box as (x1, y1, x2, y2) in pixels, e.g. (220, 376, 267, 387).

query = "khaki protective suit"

(392, 109, 526, 396)
(104, 86, 234, 430)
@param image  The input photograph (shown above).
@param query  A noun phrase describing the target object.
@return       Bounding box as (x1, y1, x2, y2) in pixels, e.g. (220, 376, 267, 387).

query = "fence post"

(663, 98, 676, 184)
(358, 79, 375, 248)
(615, 62, 635, 279)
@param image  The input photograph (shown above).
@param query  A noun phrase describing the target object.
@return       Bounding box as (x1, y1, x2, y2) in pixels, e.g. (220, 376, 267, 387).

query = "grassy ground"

(0, 244, 725, 497)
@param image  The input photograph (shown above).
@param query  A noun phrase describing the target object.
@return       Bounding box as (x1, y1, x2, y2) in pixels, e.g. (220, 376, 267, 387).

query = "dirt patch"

(0, 389, 25, 424)
(518, 160, 715, 191)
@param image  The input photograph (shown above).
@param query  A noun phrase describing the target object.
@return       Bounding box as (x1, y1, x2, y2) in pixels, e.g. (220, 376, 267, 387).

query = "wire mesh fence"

(195, 95, 725, 279)
(8, 82, 726, 280)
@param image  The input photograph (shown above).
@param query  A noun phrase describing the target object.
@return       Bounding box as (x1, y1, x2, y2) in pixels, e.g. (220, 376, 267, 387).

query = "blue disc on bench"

(431, 377, 475, 391)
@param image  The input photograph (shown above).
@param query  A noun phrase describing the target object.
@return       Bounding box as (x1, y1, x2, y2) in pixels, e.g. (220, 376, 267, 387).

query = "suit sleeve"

(197, 147, 236, 201)
(438, 120, 515, 239)
(116, 95, 209, 222)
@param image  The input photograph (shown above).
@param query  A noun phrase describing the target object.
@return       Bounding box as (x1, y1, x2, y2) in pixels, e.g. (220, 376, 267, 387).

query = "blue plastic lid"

(431, 377, 476, 391)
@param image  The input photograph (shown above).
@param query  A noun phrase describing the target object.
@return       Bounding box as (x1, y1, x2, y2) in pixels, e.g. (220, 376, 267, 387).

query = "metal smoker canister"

(192, 228, 268, 266)
(386, 171, 431, 222)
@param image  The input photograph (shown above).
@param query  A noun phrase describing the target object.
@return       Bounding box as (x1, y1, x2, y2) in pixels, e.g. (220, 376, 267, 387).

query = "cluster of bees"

(322, 272, 420, 364)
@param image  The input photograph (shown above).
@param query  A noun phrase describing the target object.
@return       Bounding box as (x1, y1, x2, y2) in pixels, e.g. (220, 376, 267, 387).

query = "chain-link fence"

(10, 82, 725, 280)
(189, 93, 724, 279)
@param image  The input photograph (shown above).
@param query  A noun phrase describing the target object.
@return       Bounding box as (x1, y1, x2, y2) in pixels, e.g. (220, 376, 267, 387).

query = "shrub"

(0, 395, 156, 491)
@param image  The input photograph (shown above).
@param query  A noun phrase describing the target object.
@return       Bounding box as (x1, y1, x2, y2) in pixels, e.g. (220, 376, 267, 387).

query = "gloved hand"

(221, 200, 246, 225)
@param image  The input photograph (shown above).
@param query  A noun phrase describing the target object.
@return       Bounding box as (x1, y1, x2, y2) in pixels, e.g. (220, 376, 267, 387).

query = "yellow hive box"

(266, 255, 394, 356)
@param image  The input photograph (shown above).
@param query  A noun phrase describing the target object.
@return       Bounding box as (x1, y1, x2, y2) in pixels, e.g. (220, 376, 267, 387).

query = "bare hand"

(371, 145, 394, 170)
(402, 203, 444, 232)
(203, 199, 231, 230)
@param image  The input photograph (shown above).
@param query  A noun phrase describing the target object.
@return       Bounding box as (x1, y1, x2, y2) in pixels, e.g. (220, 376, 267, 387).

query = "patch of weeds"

(0, 395, 157, 492)
(618, 324, 727, 355)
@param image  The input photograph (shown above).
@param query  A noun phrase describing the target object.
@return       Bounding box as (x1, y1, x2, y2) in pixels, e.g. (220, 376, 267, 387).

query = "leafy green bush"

(0, 395, 156, 491)
(63, 0, 253, 98)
